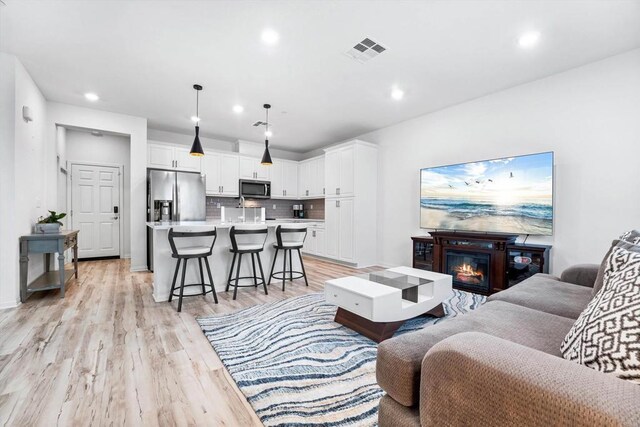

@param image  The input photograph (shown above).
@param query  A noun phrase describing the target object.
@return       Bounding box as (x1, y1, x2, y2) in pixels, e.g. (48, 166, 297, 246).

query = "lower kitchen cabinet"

(325, 198, 354, 263)
(304, 227, 326, 257)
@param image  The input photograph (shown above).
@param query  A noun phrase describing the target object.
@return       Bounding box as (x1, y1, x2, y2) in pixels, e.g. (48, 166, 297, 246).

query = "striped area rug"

(197, 290, 485, 426)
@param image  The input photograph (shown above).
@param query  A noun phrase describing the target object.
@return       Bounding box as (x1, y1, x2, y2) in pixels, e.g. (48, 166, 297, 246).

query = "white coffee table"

(325, 266, 453, 342)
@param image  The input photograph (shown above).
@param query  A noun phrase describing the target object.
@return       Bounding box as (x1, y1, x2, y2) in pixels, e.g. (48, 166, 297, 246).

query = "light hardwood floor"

(0, 257, 380, 426)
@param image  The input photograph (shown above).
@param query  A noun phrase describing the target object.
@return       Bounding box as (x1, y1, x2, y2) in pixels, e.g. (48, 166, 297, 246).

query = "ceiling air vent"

(345, 37, 387, 63)
(252, 121, 267, 127)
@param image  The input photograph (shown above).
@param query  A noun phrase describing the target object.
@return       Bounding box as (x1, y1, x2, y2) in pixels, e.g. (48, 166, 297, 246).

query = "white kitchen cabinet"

(282, 161, 298, 198)
(298, 155, 325, 198)
(174, 147, 202, 172)
(315, 228, 326, 256)
(323, 140, 377, 267)
(325, 146, 354, 196)
(271, 159, 298, 199)
(325, 203, 339, 259)
(239, 156, 270, 180)
(202, 152, 239, 196)
(147, 142, 201, 172)
(305, 228, 317, 254)
(303, 225, 326, 257)
(313, 156, 325, 197)
(298, 161, 310, 197)
(147, 143, 175, 169)
(325, 198, 354, 262)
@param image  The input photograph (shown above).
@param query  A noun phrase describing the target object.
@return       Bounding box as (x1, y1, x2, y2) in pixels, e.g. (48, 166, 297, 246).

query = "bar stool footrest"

(270, 270, 305, 281)
(171, 283, 215, 297)
(227, 276, 267, 288)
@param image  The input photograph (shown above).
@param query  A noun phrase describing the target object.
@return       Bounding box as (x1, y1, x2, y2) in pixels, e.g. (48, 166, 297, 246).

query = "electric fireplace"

(445, 251, 491, 293)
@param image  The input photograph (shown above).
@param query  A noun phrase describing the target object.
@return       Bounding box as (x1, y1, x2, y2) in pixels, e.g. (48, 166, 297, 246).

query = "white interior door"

(71, 164, 120, 258)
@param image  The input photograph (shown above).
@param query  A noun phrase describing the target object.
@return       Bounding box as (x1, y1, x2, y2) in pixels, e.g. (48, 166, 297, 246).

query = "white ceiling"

(2, 1, 640, 152)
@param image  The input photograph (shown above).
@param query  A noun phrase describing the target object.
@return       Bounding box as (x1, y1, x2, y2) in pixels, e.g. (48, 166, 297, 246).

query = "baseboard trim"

(130, 265, 149, 272)
(301, 253, 358, 268)
(0, 300, 20, 310)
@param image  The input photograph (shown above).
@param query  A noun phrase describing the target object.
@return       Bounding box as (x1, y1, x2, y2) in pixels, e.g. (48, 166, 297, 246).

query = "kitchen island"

(147, 220, 323, 302)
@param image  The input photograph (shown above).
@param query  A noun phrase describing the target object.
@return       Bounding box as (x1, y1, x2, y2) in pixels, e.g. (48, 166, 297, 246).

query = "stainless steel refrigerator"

(147, 168, 206, 271)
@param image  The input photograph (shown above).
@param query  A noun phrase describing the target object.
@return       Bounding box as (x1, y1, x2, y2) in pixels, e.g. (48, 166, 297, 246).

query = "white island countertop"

(146, 219, 324, 230)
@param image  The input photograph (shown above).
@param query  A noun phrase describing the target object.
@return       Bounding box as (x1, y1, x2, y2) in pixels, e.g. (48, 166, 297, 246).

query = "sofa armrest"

(560, 264, 600, 288)
(420, 332, 640, 427)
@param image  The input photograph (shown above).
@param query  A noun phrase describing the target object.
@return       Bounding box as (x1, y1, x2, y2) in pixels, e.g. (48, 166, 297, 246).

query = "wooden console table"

(19, 230, 79, 302)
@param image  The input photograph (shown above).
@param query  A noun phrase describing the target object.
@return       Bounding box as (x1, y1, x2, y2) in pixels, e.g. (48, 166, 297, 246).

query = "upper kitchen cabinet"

(324, 141, 376, 198)
(202, 152, 239, 197)
(239, 156, 270, 180)
(147, 142, 201, 172)
(271, 159, 298, 199)
(298, 155, 325, 198)
(324, 145, 355, 197)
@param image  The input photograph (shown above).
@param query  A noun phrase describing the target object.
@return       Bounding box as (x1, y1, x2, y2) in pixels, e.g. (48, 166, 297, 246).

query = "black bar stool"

(226, 225, 269, 300)
(168, 227, 218, 312)
(268, 224, 309, 291)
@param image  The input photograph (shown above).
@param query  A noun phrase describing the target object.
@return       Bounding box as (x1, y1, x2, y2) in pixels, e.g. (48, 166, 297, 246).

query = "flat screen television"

(420, 151, 553, 235)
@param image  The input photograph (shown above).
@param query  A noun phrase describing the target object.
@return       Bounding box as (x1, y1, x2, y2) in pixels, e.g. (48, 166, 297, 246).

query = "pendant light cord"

(196, 89, 199, 120)
(265, 107, 269, 141)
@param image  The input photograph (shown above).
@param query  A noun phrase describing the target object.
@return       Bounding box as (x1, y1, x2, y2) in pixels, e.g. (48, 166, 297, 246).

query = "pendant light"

(261, 103, 273, 165)
(189, 84, 205, 157)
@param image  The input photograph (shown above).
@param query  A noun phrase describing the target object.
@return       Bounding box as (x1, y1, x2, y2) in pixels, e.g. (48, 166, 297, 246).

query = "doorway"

(70, 162, 123, 259)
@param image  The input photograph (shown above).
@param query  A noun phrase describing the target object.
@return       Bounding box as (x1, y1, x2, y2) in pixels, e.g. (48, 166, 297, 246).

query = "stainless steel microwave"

(239, 179, 271, 199)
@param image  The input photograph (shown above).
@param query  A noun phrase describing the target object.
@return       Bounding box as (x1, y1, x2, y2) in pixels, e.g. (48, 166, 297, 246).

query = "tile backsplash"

(206, 197, 325, 220)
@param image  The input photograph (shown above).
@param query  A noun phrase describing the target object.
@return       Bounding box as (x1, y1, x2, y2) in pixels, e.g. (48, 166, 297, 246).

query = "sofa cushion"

(487, 273, 593, 319)
(561, 242, 640, 384)
(376, 301, 575, 407)
(378, 395, 420, 427)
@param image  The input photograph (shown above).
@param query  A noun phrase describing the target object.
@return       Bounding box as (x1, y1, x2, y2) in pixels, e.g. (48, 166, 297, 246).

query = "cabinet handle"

(336, 187, 340, 195)
(285, 190, 287, 196)
(306, 190, 309, 196)
(323, 188, 325, 195)
(336, 200, 340, 208)
(221, 185, 224, 193)
(333, 294, 337, 297)
(355, 302, 359, 306)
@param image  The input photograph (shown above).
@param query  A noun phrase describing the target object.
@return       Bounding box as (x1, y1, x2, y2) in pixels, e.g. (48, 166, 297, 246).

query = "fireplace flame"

(453, 263, 484, 284)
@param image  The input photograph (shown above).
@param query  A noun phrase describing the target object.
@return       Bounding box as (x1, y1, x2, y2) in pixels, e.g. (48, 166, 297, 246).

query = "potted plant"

(35, 210, 66, 234)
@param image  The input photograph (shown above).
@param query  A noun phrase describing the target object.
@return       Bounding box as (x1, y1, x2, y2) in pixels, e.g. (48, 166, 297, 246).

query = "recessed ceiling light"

(265, 130, 273, 137)
(261, 29, 279, 45)
(191, 116, 200, 122)
(233, 105, 244, 113)
(391, 88, 404, 100)
(84, 92, 99, 101)
(518, 31, 541, 48)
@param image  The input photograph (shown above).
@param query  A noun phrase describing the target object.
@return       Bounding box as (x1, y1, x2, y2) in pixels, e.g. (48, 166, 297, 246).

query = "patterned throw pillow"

(592, 230, 640, 295)
(561, 241, 640, 384)
(620, 229, 640, 245)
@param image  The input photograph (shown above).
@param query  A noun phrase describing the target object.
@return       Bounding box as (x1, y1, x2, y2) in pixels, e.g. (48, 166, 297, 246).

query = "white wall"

(66, 130, 132, 258)
(0, 53, 50, 308)
(47, 103, 147, 271)
(359, 49, 640, 275)
(0, 53, 18, 308)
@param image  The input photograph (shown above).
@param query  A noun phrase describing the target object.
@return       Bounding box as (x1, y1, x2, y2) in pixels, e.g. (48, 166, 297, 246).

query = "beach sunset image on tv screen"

(420, 152, 553, 235)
